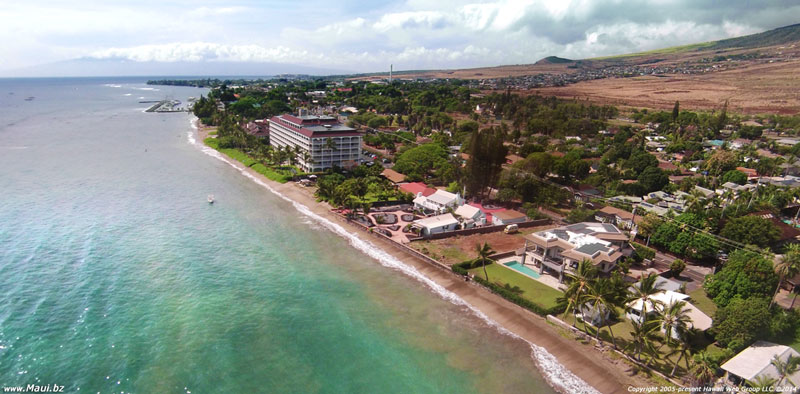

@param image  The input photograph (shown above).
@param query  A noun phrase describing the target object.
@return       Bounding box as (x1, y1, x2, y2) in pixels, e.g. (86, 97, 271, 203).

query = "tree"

(562, 260, 598, 332)
(773, 243, 800, 308)
(628, 318, 660, 365)
(658, 301, 692, 347)
(719, 216, 781, 249)
(771, 354, 800, 387)
(672, 100, 680, 122)
(637, 167, 669, 194)
(704, 249, 779, 307)
(721, 169, 748, 185)
(473, 242, 495, 281)
(691, 351, 718, 387)
(393, 143, 449, 181)
(670, 259, 686, 278)
(465, 128, 508, 198)
(712, 297, 771, 352)
(584, 278, 624, 348)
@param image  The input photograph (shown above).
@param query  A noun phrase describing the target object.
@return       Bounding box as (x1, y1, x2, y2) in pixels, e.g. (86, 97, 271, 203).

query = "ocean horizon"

(0, 77, 580, 393)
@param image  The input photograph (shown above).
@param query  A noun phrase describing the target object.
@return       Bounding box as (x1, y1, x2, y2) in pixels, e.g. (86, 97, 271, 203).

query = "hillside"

(350, 23, 800, 114)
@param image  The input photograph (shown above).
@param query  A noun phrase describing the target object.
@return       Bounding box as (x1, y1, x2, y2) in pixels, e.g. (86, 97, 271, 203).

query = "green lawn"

(203, 137, 290, 183)
(688, 288, 717, 316)
(468, 263, 562, 309)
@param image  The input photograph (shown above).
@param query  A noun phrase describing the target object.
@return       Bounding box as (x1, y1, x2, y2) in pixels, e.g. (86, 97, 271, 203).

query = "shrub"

(670, 259, 686, 277)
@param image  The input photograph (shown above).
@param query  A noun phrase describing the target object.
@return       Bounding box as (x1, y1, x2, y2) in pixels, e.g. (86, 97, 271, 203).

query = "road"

(649, 249, 712, 292)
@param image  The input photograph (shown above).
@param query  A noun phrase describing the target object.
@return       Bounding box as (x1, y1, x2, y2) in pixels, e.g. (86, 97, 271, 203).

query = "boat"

(207, 194, 214, 204)
(24, 96, 35, 101)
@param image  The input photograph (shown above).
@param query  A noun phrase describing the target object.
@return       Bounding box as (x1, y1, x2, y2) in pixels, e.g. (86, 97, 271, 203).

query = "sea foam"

(186, 120, 599, 394)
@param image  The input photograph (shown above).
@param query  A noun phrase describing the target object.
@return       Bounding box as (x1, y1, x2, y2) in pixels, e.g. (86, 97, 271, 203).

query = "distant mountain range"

(2, 58, 353, 78)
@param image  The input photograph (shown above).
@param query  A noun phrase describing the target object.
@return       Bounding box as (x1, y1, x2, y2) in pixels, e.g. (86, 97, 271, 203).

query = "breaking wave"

(185, 118, 599, 394)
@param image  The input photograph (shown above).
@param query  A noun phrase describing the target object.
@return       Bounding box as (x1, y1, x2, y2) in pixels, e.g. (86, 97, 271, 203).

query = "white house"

(625, 290, 713, 339)
(411, 213, 460, 236)
(492, 210, 527, 226)
(454, 204, 485, 228)
(523, 222, 631, 282)
(413, 190, 463, 213)
(721, 341, 800, 387)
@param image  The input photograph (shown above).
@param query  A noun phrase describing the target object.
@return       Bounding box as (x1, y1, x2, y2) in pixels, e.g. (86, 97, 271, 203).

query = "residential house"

(625, 290, 712, 339)
(398, 182, 436, 197)
(523, 222, 631, 283)
(268, 113, 362, 172)
(413, 189, 464, 214)
(454, 204, 486, 228)
(492, 210, 527, 226)
(411, 213, 460, 236)
(245, 119, 270, 139)
(736, 166, 759, 180)
(721, 341, 800, 387)
(595, 206, 639, 230)
(380, 168, 406, 185)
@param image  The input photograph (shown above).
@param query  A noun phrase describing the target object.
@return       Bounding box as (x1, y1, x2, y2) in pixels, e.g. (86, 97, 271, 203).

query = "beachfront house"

(491, 210, 527, 226)
(411, 213, 460, 236)
(268, 113, 362, 172)
(413, 189, 464, 214)
(721, 341, 800, 387)
(522, 222, 631, 283)
(625, 290, 712, 339)
(454, 204, 485, 228)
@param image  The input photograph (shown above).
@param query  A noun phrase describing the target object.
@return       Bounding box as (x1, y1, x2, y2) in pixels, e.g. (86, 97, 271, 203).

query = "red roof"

(658, 160, 678, 170)
(468, 203, 507, 225)
(399, 182, 436, 197)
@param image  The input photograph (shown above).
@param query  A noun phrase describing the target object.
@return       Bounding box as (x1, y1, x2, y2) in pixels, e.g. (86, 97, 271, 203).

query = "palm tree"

(474, 242, 494, 281)
(773, 243, 800, 308)
(691, 351, 717, 388)
(750, 374, 778, 391)
(584, 278, 622, 348)
(668, 328, 695, 377)
(659, 300, 692, 347)
(562, 259, 598, 333)
(771, 354, 800, 387)
(628, 318, 660, 365)
(627, 273, 665, 324)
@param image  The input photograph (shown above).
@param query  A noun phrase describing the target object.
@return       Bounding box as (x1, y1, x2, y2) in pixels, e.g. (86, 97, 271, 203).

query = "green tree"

(712, 297, 771, 352)
(691, 351, 718, 387)
(771, 354, 800, 387)
(627, 273, 665, 321)
(637, 167, 669, 193)
(628, 318, 661, 365)
(720, 216, 781, 249)
(773, 243, 800, 308)
(721, 170, 748, 185)
(393, 143, 449, 181)
(672, 100, 680, 122)
(562, 260, 598, 333)
(465, 128, 508, 198)
(704, 249, 779, 307)
(473, 242, 495, 281)
(670, 259, 686, 278)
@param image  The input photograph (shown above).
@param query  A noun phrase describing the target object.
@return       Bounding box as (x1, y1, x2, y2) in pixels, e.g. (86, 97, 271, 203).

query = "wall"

(413, 218, 551, 241)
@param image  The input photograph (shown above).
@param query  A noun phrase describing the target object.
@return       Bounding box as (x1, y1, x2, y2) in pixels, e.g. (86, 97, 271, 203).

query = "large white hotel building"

(268, 113, 362, 172)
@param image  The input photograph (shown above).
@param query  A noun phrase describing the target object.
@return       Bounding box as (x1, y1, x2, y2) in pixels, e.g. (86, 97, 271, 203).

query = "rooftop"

(413, 213, 459, 228)
(721, 341, 800, 382)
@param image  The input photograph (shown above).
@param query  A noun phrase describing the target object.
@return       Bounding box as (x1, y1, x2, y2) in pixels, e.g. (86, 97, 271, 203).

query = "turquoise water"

(0, 78, 578, 393)
(503, 261, 541, 278)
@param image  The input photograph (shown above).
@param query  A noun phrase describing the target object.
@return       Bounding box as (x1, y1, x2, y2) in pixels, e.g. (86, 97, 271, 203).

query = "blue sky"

(2, 0, 798, 76)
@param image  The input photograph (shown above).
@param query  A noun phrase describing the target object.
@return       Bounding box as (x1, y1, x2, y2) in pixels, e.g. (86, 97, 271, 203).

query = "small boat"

(207, 194, 215, 204)
(24, 96, 35, 101)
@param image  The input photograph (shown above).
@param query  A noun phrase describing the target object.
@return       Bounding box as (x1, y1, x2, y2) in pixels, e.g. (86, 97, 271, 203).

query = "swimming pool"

(503, 261, 541, 278)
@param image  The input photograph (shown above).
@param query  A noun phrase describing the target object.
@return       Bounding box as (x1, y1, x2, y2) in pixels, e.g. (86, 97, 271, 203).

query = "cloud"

(1, 0, 796, 75)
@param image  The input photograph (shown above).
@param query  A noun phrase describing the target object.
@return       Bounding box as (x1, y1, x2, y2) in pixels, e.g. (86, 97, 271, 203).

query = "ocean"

(0, 77, 582, 393)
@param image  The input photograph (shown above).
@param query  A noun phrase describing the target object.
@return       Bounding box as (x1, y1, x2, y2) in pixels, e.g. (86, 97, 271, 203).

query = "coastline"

(191, 120, 649, 394)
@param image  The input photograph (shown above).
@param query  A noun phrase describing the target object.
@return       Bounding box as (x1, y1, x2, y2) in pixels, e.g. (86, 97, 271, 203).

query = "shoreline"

(191, 120, 649, 394)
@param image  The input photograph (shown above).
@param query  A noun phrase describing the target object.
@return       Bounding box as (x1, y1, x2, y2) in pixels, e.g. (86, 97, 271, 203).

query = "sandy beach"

(194, 123, 654, 394)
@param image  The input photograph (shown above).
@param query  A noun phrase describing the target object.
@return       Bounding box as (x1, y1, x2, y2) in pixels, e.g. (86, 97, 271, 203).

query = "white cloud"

(89, 42, 317, 64)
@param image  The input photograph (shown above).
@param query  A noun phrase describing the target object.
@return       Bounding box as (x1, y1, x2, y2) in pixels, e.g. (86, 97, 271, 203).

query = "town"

(167, 73, 800, 391)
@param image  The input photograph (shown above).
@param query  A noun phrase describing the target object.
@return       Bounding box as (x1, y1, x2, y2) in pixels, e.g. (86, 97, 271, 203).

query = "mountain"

(706, 23, 800, 50)
(536, 56, 574, 65)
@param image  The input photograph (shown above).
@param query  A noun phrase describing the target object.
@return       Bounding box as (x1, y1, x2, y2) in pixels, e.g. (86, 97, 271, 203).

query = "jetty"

(145, 100, 187, 113)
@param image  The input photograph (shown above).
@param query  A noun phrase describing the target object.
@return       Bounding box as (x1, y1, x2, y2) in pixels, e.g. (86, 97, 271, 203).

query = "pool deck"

(496, 256, 565, 291)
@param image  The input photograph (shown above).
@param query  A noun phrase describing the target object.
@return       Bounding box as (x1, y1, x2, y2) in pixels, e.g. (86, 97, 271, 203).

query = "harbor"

(144, 99, 188, 113)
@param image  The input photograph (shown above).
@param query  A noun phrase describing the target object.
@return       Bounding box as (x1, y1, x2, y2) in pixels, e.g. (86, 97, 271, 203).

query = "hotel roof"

(269, 114, 361, 138)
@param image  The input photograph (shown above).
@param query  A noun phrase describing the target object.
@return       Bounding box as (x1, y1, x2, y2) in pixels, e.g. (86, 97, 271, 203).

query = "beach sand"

(194, 124, 655, 394)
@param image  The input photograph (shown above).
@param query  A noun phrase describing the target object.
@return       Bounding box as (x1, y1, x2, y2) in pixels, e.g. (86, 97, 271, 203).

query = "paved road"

(649, 249, 712, 292)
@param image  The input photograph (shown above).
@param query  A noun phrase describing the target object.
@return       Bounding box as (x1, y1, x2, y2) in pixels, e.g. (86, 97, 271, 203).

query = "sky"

(2, 0, 799, 76)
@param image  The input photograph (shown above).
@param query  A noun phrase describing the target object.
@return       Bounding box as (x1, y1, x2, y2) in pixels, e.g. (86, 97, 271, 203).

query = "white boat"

(208, 194, 214, 204)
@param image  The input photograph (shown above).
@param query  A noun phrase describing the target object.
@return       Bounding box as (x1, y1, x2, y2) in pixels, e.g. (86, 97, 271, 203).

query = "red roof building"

(399, 182, 436, 197)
